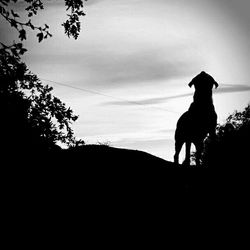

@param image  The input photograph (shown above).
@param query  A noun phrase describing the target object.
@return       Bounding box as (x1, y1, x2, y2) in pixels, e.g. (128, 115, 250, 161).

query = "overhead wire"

(40, 77, 180, 114)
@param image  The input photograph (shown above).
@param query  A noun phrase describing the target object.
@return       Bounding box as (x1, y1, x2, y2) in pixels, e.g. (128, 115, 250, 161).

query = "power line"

(40, 77, 179, 114)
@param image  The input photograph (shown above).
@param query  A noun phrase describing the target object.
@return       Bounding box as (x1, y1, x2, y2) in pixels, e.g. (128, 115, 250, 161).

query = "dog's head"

(188, 71, 219, 90)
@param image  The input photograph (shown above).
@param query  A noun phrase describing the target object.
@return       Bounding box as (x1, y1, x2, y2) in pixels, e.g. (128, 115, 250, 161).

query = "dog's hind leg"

(183, 141, 191, 166)
(174, 140, 183, 164)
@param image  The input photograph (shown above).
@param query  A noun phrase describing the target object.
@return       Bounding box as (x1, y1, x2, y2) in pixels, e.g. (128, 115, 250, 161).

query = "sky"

(1, 0, 250, 161)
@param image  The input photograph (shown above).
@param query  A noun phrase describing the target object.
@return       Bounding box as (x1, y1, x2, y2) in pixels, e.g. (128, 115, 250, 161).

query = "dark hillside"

(62, 145, 210, 198)
(63, 144, 175, 168)
(6, 144, 210, 199)
(3, 144, 214, 227)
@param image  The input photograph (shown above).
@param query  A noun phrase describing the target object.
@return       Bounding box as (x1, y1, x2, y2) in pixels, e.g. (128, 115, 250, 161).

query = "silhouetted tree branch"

(63, 0, 87, 39)
(0, 0, 87, 45)
(0, 0, 88, 151)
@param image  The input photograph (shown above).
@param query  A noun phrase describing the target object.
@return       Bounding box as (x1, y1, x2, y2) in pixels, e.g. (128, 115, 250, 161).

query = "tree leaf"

(19, 29, 26, 41)
(37, 32, 44, 43)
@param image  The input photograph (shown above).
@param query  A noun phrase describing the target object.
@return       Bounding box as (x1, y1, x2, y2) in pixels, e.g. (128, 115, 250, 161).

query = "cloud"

(105, 93, 192, 106)
(215, 84, 250, 94)
(105, 84, 250, 106)
(22, 0, 205, 90)
(30, 44, 197, 90)
(85, 0, 104, 6)
(79, 48, 196, 88)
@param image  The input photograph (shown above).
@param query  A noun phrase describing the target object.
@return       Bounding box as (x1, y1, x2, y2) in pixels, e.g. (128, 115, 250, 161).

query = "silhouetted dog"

(174, 71, 218, 166)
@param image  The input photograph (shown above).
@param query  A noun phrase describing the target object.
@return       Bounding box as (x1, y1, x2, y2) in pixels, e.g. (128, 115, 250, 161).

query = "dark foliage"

(0, 1, 88, 155)
(201, 104, 250, 167)
(0, 0, 87, 44)
(63, 0, 87, 39)
(0, 45, 79, 154)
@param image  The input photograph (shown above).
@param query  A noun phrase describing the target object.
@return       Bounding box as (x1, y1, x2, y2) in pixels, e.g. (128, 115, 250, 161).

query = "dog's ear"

(188, 73, 201, 87)
(213, 81, 219, 89)
(188, 81, 194, 88)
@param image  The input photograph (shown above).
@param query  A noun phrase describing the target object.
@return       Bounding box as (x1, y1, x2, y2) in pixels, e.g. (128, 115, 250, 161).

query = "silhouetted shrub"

(201, 104, 250, 168)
